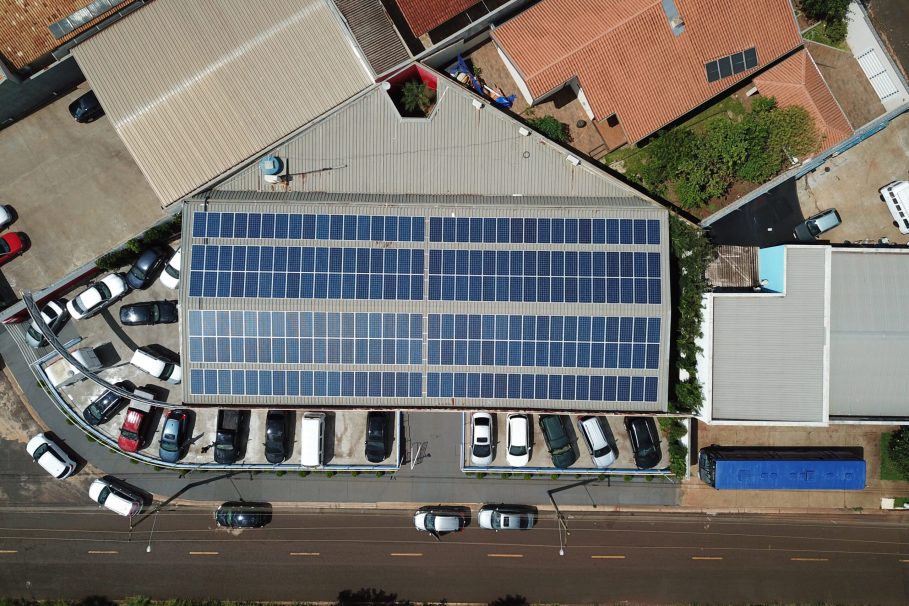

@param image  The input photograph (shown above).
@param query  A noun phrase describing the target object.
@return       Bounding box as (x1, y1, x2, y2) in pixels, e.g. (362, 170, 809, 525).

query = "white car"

(0, 205, 13, 231)
(130, 347, 182, 384)
(26, 433, 76, 479)
(578, 416, 617, 468)
(89, 479, 142, 517)
(413, 507, 464, 535)
(470, 412, 494, 466)
(24, 299, 68, 348)
(477, 505, 536, 531)
(67, 273, 128, 320)
(159, 247, 181, 290)
(506, 414, 531, 467)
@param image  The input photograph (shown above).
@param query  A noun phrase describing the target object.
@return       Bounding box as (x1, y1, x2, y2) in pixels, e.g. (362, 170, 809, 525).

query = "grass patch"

(881, 433, 908, 480)
(894, 497, 909, 508)
(803, 21, 849, 50)
(602, 144, 643, 165)
(676, 94, 746, 132)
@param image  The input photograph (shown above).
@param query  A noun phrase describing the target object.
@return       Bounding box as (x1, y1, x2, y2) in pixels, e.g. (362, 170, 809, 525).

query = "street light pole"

(146, 510, 159, 553)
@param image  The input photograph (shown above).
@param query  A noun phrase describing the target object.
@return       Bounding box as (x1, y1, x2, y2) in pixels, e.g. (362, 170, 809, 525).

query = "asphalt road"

(1, 508, 907, 604)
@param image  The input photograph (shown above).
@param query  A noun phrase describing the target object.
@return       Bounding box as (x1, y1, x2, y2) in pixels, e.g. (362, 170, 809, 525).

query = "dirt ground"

(867, 0, 909, 81)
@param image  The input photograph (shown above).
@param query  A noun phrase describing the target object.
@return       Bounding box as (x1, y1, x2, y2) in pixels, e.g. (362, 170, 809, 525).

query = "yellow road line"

(189, 551, 219, 556)
(790, 557, 828, 562)
(390, 552, 422, 557)
(289, 552, 320, 556)
(899, 559, 909, 563)
(87, 550, 118, 555)
(691, 556, 723, 560)
(0, 550, 17, 554)
(488, 553, 523, 558)
(591, 555, 626, 559)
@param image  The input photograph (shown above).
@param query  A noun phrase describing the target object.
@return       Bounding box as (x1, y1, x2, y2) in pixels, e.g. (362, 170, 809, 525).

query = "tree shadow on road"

(489, 596, 529, 606)
(337, 588, 411, 606)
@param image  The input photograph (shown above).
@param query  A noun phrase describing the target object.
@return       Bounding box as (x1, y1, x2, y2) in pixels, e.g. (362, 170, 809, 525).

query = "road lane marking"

(189, 551, 219, 556)
(900, 559, 909, 563)
(790, 557, 828, 562)
(290, 552, 320, 556)
(488, 553, 523, 558)
(691, 556, 723, 560)
(591, 555, 625, 559)
(87, 550, 118, 555)
(390, 552, 422, 557)
(0, 550, 17, 554)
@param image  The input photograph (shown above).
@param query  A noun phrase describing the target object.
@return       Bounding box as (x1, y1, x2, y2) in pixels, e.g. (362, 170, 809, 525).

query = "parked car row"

(470, 413, 662, 470)
(414, 504, 536, 536)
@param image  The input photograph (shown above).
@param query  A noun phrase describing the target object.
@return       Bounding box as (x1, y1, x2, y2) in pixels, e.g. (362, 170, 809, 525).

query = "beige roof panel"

(72, 0, 372, 206)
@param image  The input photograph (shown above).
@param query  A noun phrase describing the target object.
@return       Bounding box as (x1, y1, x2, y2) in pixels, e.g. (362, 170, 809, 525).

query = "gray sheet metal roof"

(829, 249, 909, 418)
(711, 246, 828, 423)
(180, 196, 671, 411)
(71, 0, 372, 206)
(213, 77, 647, 199)
(332, 0, 411, 76)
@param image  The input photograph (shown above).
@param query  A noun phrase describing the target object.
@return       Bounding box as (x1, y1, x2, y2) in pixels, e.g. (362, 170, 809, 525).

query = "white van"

(879, 181, 909, 234)
(89, 479, 142, 517)
(300, 412, 326, 467)
(578, 416, 617, 468)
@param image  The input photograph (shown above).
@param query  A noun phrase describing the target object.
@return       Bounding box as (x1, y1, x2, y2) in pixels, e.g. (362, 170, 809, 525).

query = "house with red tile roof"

(491, 0, 805, 145)
(753, 49, 853, 149)
(394, 0, 482, 37)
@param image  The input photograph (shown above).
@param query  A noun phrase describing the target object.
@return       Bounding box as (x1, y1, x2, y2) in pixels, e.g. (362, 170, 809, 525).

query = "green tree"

(638, 128, 698, 188)
(889, 427, 909, 478)
(527, 115, 571, 143)
(824, 18, 848, 44)
(400, 80, 435, 114)
(801, 0, 850, 21)
(768, 105, 821, 161)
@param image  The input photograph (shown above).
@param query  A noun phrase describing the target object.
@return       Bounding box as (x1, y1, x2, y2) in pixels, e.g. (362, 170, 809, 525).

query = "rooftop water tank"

(258, 155, 283, 176)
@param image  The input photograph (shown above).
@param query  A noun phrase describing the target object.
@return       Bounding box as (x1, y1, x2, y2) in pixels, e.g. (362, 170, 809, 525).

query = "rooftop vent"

(661, 0, 685, 36)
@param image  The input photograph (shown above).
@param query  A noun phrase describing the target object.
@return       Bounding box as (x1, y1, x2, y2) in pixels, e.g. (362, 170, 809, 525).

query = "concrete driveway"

(797, 111, 909, 244)
(0, 84, 162, 294)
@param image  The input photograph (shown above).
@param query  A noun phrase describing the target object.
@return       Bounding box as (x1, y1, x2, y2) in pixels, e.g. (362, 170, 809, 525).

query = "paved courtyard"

(797, 111, 909, 243)
(0, 84, 162, 294)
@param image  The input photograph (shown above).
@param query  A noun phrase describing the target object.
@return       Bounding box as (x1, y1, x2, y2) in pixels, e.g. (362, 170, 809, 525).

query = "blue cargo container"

(698, 447, 866, 490)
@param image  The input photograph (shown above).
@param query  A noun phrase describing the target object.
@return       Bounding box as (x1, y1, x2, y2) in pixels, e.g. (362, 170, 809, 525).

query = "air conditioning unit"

(566, 155, 581, 166)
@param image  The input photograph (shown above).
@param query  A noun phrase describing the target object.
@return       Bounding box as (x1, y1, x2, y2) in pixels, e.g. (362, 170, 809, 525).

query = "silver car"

(793, 208, 841, 241)
(24, 299, 68, 348)
(477, 505, 535, 531)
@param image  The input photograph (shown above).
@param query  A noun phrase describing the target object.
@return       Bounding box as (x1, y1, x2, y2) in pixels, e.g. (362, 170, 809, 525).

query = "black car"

(125, 247, 169, 290)
(539, 414, 577, 468)
(264, 410, 290, 464)
(365, 411, 392, 463)
(83, 382, 132, 426)
(68, 91, 104, 123)
(215, 501, 272, 528)
(119, 301, 178, 326)
(624, 417, 662, 469)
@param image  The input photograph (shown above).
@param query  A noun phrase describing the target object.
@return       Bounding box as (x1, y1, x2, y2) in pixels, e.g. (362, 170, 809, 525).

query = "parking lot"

(0, 84, 163, 293)
(461, 412, 669, 472)
(796, 112, 909, 244)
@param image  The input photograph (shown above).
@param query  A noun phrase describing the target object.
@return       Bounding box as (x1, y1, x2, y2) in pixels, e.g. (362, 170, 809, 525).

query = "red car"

(118, 407, 148, 452)
(0, 233, 26, 266)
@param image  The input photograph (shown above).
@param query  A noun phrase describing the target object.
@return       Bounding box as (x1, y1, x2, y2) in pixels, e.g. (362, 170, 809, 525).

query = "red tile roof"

(754, 49, 853, 149)
(0, 0, 129, 70)
(492, 0, 803, 142)
(395, 0, 480, 36)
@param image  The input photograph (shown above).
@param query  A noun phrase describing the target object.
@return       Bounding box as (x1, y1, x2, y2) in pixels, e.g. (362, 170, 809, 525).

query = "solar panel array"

(183, 205, 668, 409)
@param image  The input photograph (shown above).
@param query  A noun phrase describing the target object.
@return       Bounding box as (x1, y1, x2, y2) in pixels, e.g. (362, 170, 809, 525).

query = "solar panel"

(743, 47, 758, 70)
(192, 212, 425, 242)
(190, 369, 422, 397)
(428, 249, 661, 303)
(426, 372, 657, 402)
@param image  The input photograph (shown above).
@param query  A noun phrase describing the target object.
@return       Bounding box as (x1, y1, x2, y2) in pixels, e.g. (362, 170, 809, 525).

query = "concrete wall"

(0, 56, 84, 129)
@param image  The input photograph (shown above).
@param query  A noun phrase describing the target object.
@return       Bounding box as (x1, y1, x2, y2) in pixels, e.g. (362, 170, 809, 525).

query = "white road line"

(0, 550, 18, 554)
(189, 551, 219, 556)
(591, 555, 626, 559)
(790, 557, 828, 562)
(691, 556, 723, 560)
(289, 552, 320, 556)
(487, 553, 523, 558)
(87, 550, 118, 555)
(390, 552, 422, 557)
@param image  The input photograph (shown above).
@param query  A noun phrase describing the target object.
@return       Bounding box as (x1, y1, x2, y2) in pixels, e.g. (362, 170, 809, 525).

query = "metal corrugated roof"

(71, 0, 372, 206)
(180, 197, 671, 412)
(492, 0, 803, 142)
(214, 77, 649, 199)
(710, 246, 828, 423)
(332, 0, 411, 76)
(829, 249, 909, 418)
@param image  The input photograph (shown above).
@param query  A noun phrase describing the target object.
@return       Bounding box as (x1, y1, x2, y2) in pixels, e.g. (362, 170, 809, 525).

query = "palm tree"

(400, 80, 435, 115)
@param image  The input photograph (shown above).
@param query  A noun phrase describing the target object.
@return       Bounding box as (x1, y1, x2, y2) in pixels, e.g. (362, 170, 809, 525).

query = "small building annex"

(698, 245, 909, 425)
